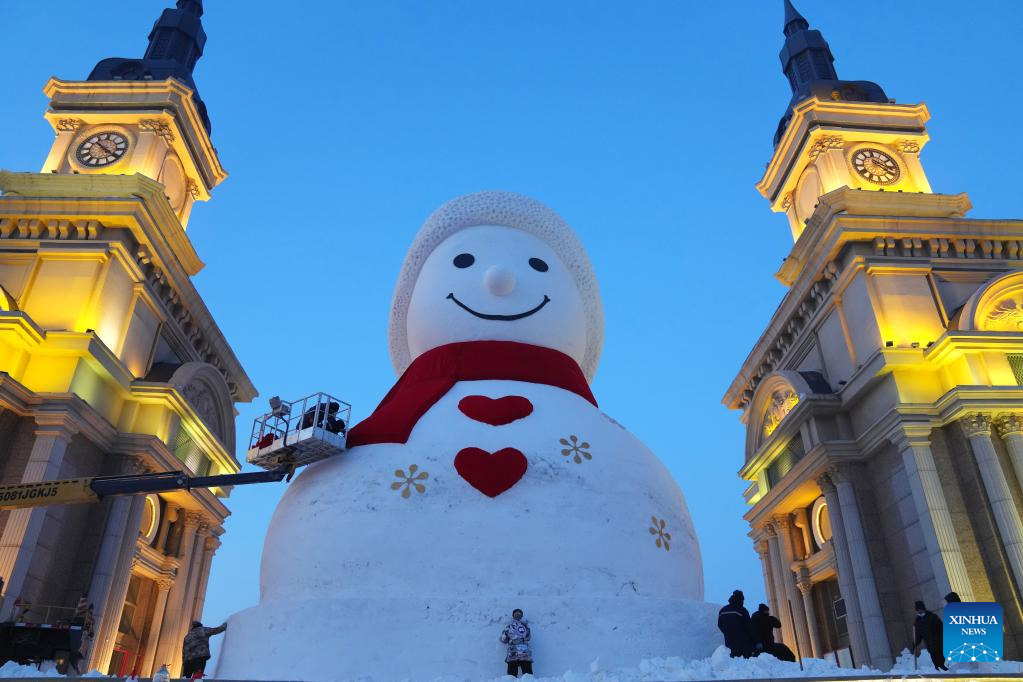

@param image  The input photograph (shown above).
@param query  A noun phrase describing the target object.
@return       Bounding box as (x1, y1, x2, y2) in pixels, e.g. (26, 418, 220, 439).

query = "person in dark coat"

(718, 590, 754, 658)
(914, 600, 948, 671)
(945, 592, 962, 604)
(182, 620, 227, 678)
(500, 609, 533, 677)
(751, 603, 796, 662)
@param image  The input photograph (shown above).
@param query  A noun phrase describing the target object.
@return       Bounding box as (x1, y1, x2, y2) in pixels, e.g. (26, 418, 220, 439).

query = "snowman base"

(216, 594, 721, 681)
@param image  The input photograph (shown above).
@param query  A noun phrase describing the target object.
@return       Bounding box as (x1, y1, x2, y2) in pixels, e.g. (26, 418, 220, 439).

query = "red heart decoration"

(458, 395, 533, 426)
(454, 447, 528, 497)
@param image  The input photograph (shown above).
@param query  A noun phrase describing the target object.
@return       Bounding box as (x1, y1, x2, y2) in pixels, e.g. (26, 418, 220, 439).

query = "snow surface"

(217, 377, 710, 681)
(0, 660, 107, 678)
(3, 648, 1023, 680)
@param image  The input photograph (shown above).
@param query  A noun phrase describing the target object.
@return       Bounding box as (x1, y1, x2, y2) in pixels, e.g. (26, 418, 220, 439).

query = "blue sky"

(4, 0, 1023, 660)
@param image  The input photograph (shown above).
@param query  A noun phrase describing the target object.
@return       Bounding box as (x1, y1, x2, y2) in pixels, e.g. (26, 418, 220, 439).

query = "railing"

(247, 392, 351, 470)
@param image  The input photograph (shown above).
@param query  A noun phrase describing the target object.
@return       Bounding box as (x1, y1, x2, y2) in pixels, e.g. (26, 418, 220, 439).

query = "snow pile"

(888, 647, 1023, 675)
(0, 661, 110, 678)
(0, 661, 52, 678)
(412, 647, 1023, 682)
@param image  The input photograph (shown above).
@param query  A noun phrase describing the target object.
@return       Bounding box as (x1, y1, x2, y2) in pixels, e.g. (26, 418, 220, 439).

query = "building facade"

(0, 1, 254, 676)
(725, 1, 1023, 669)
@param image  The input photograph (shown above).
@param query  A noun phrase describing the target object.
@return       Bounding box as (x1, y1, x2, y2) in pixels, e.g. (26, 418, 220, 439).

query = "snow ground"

(2, 647, 1022, 680)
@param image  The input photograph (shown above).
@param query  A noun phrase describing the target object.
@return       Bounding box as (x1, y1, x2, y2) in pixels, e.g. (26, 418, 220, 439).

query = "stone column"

(963, 414, 1023, 593)
(754, 537, 778, 618)
(764, 523, 796, 650)
(155, 503, 178, 554)
(816, 473, 869, 668)
(139, 578, 173, 677)
(996, 414, 1023, 497)
(894, 429, 975, 601)
(172, 521, 211, 670)
(191, 535, 220, 622)
(773, 514, 812, 659)
(796, 570, 822, 658)
(0, 418, 77, 613)
(830, 465, 892, 669)
(153, 511, 201, 674)
(89, 459, 150, 671)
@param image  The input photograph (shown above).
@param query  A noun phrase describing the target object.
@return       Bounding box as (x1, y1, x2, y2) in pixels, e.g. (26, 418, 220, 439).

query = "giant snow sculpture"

(216, 191, 719, 681)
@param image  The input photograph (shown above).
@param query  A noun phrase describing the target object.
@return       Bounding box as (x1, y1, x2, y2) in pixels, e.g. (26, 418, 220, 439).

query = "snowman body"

(216, 379, 718, 681)
(217, 196, 719, 680)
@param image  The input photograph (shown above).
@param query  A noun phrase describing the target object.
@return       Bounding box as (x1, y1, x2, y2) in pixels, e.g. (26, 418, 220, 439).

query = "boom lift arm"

(0, 467, 291, 510)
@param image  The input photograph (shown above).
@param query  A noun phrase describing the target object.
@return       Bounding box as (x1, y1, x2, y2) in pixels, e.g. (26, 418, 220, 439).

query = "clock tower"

(40, 0, 224, 228)
(727, 0, 1023, 668)
(759, 0, 932, 241)
(0, 1, 253, 676)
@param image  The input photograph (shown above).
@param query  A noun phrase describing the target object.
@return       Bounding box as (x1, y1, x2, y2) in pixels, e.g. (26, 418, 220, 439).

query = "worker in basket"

(299, 400, 346, 435)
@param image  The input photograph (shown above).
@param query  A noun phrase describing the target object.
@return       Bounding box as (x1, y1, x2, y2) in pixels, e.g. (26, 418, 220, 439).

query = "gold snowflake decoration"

(391, 464, 428, 498)
(649, 516, 671, 551)
(559, 435, 592, 463)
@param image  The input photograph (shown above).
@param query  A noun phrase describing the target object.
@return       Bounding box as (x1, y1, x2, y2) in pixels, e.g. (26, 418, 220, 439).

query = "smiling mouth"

(446, 293, 551, 321)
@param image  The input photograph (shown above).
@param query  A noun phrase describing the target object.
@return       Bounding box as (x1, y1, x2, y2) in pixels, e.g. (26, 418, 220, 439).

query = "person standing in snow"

(182, 620, 227, 678)
(500, 609, 533, 677)
(718, 590, 753, 658)
(913, 601, 948, 671)
(750, 603, 795, 662)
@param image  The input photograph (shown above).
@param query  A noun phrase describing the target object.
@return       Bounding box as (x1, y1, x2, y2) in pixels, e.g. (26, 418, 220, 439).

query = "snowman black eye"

(528, 258, 549, 272)
(453, 253, 475, 268)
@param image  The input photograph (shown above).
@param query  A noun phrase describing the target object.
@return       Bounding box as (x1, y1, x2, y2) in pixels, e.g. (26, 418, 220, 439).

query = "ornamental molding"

(772, 513, 794, 530)
(807, 135, 844, 161)
(983, 295, 1023, 331)
(996, 414, 1023, 438)
(815, 473, 835, 495)
(895, 139, 921, 154)
(56, 118, 85, 132)
(762, 388, 799, 439)
(139, 118, 175, 142)
(186, 179, 200, 200)
(960, 413, 993, 438)
(183, 510, 204, 528)
(781, 193, 793, 211)
(0, 218, 99, 240)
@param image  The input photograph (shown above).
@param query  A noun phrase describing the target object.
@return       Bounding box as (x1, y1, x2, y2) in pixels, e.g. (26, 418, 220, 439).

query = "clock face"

(76, 131, 129, 167)
(852, 148, 900, 185)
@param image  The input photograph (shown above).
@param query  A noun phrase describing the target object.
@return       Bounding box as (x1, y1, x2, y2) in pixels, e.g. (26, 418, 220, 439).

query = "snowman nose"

(483, 265, 516, 296)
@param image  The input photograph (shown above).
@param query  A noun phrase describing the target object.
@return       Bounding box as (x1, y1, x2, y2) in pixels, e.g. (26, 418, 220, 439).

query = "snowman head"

(390, 192, 604, 380)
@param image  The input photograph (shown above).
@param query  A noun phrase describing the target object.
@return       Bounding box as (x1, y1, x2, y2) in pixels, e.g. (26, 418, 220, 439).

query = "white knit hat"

(388, 191, 605, 381)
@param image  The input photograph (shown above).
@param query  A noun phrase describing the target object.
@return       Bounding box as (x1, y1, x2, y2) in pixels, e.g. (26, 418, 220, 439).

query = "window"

(1008, 354, 1023, 385)
(766, 436, 806, 488)
(173, 427, 210, 476)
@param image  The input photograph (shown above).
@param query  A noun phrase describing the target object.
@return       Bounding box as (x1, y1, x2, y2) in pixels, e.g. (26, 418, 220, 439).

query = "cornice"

(723, 190, 1023, 411)
(0, 171, 203, 275)
(779, 188, 975, 287)
(0, 172, 256, 402)
(42, 77, 227, 193)
(758, 97, 931, 205)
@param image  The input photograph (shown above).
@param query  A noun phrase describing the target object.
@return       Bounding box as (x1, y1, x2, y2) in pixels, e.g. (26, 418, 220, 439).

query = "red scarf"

(347, 341, 597, 447)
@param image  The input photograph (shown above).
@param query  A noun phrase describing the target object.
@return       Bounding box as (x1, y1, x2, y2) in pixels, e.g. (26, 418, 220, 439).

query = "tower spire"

(87, 0, 211, 133)
(778, 0, 838, 99)
(782, 0, 809, 36)
(772, 0, 887, 145)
